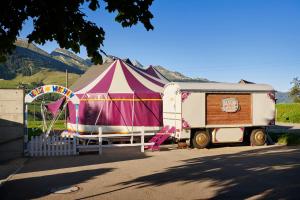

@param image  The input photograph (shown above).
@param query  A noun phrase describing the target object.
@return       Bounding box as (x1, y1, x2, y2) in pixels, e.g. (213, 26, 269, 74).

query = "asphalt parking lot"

(1, 144, 300, 200)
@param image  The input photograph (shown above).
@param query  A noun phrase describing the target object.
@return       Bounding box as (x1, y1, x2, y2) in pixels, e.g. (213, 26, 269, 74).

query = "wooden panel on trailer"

(206, 93, 252, 125)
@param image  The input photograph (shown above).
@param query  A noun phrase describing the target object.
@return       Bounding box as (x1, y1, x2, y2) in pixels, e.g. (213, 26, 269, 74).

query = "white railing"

(28, 127, 156, 156)
(75, 127, 155, 155)
(28, 135, 76, 157)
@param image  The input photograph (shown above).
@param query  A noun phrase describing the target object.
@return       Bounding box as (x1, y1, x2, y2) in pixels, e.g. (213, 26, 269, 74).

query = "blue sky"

(20, 0, 300, 92)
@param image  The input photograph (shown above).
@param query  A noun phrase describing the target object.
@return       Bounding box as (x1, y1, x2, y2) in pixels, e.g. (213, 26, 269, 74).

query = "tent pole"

(33, 102, 35, 122)
(65, 70, 68, 129)
(75, 104, 79, 135)
(130, 91, 134, 144)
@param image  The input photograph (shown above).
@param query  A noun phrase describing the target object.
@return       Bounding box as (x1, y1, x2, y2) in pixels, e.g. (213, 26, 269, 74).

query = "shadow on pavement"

(20, 147, 151, 174)
(0, 167, 113, 199)
(98, 145, 300, 200)
(0, 147, 150, 199)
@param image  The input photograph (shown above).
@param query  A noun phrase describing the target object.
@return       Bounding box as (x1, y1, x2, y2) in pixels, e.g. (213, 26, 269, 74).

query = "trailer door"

(163, 86, 181, 133)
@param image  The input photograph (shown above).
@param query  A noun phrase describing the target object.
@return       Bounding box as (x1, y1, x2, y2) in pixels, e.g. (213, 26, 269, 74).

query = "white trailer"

(163, 82, 275, 148)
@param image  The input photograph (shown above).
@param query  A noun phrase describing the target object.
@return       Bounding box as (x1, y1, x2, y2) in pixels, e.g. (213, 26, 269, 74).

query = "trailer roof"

(165, 82, 274, 92)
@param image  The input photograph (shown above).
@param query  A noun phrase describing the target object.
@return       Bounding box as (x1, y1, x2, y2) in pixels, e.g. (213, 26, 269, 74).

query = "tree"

(0, 0, 154, 64)
(289, 77, 300, 103)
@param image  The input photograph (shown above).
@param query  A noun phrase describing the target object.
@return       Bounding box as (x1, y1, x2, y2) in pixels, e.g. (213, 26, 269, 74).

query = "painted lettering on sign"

(221, 98, 239, 113)
(28, 85, 75, 99)
(25, 85, 79, 104)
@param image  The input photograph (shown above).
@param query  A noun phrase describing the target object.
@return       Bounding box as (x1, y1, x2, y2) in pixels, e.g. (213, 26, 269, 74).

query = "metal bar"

(77, 143, 155, 148)
(75, 133, 155, 138)
(102, 143, 155, 147)
(99, 133, 155, 137)
(75, 135, 101, 138)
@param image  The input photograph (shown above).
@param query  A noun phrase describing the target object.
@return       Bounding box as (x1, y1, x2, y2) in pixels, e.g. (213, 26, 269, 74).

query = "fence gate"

(28, 135, 77, 157)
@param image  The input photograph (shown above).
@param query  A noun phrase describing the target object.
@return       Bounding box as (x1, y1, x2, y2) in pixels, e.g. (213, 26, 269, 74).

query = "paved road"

(1, 145, 300, 200)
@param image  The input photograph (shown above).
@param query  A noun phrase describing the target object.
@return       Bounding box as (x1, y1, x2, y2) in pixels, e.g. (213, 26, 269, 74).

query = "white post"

(141, 127, 145, 152)
(57, 136, 60, 156)
(50, 136, 54, 156)
(63, 136, 66, 155)
(47, 136, 50, 156)
(53, 135, 57, 156)
(24, 104, 28, 155)
(43, 135, 46, 156)
(29, 137, 33, 157)
(98, 127, 102, 155)
(39, 136, 43, 156)
(34, 136, 38, 156)
(73, 135, 77, 155)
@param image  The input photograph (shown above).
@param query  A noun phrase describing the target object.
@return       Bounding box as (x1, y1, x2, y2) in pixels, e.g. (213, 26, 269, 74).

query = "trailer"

(163, 82, 276, 148)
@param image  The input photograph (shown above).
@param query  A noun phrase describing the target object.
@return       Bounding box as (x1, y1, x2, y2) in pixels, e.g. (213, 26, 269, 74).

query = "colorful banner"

(25, 85, 80, 104)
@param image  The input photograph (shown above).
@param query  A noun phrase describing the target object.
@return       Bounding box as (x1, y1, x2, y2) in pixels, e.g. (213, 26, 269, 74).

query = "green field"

(28, 120, 67, 139)
(0, 69, 80, 89)
(276, 103, 300, 123)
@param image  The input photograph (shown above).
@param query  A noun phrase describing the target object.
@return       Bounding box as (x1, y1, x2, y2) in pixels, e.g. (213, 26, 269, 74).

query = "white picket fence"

(28, 127, 156, 157)
(29, 135, 76, 157)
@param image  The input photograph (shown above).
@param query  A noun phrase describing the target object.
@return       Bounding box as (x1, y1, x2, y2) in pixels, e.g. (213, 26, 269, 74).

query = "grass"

(0, 69, 80, 89)
(276, 103, 300, 123)
(28, 120, 67, 139)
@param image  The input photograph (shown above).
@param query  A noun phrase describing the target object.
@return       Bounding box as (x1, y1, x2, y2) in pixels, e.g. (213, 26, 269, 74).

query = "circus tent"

(66, 59, 167, 133)
(145, 66, 169, 83)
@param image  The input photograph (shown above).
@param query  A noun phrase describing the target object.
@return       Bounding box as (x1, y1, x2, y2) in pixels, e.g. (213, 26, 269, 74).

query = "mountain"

(50, 48, 91, 71)
(153, 65, 209, 82)
(0, 41, 210, 89)
(0, 39, 88, 80)
(276, 91, 292, 103)
(132, 60, 145, 69)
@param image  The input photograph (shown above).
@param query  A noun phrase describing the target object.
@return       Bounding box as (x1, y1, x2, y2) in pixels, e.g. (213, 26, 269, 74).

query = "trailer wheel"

(250, 129, 266, 146)
(192, 130, 210, 149)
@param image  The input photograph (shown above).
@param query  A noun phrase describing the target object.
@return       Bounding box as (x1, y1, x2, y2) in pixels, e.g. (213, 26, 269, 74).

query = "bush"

(269, 132, 300, 146)
(277, 133, 300, 146)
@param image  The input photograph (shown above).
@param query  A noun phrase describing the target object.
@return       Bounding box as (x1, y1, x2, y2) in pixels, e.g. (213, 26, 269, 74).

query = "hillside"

(153, 65, 209, 82)
(0, 39, 88, 80)
(50, 48, 91, 71)
(0, 41, 210, 89)
(276, 91, 292, 103)
(0, 69, 80, 89)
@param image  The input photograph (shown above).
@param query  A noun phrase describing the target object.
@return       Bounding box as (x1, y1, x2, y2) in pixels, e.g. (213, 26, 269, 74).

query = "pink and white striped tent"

(146, 65, 169, 83)
(66, 59, 167, 133)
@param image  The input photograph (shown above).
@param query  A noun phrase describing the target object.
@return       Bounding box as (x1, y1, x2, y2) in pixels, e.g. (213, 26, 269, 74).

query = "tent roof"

(239, 79, 255, 84)
(76, 59, 165, 94)
(146, 66, 169, 83)
(70, 61, 113, 92)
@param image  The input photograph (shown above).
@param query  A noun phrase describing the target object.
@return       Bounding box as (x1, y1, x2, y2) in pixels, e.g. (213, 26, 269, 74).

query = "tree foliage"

(289, 77, 300, 103)
(0, 0, 154, 64)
